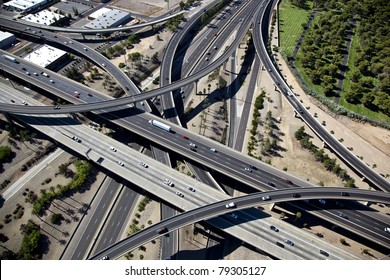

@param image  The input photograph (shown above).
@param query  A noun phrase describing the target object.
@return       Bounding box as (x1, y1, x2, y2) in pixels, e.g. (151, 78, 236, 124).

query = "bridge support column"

(361, 176, 366, 182)
(322, 142, 327, 149)
(269, 203, 275, 211)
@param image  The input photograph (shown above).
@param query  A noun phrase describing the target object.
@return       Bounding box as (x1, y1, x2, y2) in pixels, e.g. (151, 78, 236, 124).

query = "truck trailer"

(149, 119, 171, 132)
(2, 54, 17, 63)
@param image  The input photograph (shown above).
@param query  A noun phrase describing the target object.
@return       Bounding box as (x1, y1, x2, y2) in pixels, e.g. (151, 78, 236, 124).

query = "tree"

(58, 163, 69, 175)
(340, 238, 347, 245)
(0, 146, 12, 163)
(314, 148, 325, 162)
(72, 7, 79, 16)
(294, 212, 302, 222)
(294, 126, 306, 140)
(361, 92, 375, 108)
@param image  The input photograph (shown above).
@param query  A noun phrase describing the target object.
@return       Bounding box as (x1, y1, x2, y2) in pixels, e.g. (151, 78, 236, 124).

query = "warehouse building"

(23, 45, 67, 69)
(84, 8, 131, 29)
(21, 9, 65, 25)
(3, 0, 48, 13)
(0, 31, 17, 49)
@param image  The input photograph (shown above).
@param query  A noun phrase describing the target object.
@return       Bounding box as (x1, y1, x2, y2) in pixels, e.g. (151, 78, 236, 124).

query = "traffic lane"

(93, 187, 382, 260)
(71, 177, 122, 259)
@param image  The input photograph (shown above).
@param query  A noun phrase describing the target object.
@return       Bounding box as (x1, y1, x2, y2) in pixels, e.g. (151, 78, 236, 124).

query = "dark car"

(181, 135, 189, 139)
(270, 225, 279, 232)
(320, 250, 329, 257)
(156, 227, 168, 234)
(267, 182, 275, 187)
(276, 241, 284, 248)
(339, 213, 348, 219)
(292, 193, 301, 198)
(285, 179, 293, 185)
(341, 192, 349, 196)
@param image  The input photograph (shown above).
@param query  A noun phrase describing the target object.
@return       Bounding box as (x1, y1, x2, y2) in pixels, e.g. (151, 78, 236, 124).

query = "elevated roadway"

(0, 88, 374, 260)
(90, 186, 390, 260)
(1, 59, 389, 249)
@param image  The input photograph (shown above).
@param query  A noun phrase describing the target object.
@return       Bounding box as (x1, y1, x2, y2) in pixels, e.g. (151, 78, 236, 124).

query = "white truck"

(2, 54, 17, 63)
(149, 119, 171, 132)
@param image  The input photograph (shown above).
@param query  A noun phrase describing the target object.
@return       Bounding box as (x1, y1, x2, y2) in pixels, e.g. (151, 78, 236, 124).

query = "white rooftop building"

(21, 10, 65, 25)
(23, 45, 67, 68)
(87, 7, 111, 20)
(84, 8, 131, 29)
(3, 0, 48, 13)
(0, 31, 17, 49)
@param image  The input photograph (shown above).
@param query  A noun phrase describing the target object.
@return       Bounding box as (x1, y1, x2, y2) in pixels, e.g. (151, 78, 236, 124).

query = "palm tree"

(294, 212, 302, 222)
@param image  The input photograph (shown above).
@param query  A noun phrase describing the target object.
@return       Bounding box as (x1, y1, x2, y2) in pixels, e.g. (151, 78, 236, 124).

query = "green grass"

(278, 0, 312, 57)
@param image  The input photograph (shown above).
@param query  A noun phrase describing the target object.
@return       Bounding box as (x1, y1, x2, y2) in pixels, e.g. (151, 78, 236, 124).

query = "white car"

(109, 146, 117, 152)
(210, 148, 216, 152)
(385, 227, 390, 233)
(230, 213, 238, 219)
(139, 161, 148, 168)
(175, 191, 184, 197)
(72, 136, 81, 143)
(188, 187, 196, 192)
(262, 196, 271, 201)
(244, 167, 252, 172)
(117, 161, 124, 166)
(319, 199, 326, 204)
(163, 178, 174, 187)
(225, 202, 236, 208)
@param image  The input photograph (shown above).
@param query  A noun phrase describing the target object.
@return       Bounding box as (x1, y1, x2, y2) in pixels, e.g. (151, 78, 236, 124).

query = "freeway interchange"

(0, 0, 389, 260)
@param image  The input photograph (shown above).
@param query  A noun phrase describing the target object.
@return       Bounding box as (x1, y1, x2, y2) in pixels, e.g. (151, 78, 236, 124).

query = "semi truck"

(149, 119, 171, 132)
(2, 54, 18, 63)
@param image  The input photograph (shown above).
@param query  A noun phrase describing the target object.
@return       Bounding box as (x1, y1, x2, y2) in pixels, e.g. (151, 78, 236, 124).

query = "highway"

(1, 59, 389, 249)
(89, 186, 390, 260)
(0, 0, 390, 258)
(2, 0, 387, 196)
(1, 88, 375, 260)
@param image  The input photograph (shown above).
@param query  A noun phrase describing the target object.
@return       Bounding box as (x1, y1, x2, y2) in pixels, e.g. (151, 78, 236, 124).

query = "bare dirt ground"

(111, 0, 182, 17)
(0, 141, 106, 259)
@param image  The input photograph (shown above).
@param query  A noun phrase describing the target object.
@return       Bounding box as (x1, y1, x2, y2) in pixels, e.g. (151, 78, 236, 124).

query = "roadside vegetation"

(279, 0, 390, 126)
(30, 159, 93, 216)
(294, 126, 355, 187)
